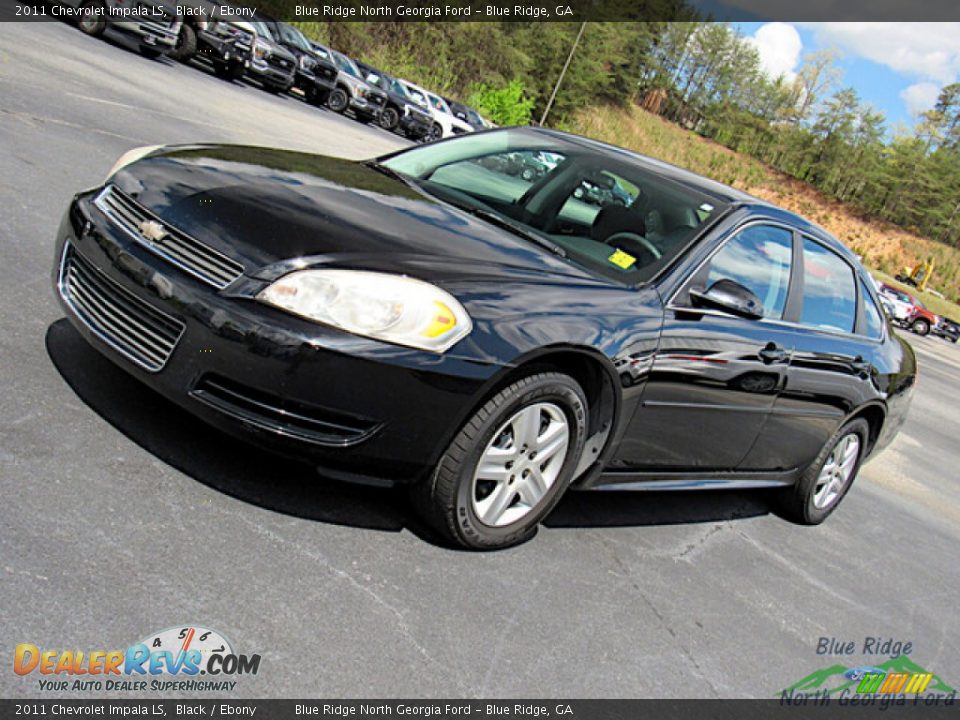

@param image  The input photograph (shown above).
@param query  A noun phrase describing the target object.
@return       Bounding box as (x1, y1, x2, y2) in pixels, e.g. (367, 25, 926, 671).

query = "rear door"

(741, 236, 880, 470)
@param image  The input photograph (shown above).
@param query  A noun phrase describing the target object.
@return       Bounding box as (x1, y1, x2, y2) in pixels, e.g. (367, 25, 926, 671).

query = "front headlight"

(105, 145, 164, 181)
(253, 40, 268, 59)
(257, 270, 472, 353)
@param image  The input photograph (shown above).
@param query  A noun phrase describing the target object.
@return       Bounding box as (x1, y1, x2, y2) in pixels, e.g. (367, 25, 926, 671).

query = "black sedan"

(52, 129, 916, 549)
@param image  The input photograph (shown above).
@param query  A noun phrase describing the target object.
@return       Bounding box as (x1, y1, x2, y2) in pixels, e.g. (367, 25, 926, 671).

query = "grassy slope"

(564, 106, 960, 319)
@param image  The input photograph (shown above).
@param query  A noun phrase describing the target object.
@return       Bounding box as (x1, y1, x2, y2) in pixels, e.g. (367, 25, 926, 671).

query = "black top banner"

(4, 0, 960, 22)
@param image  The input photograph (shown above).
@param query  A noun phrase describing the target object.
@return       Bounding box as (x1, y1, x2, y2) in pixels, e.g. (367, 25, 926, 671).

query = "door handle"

(758, 342, 788, 364)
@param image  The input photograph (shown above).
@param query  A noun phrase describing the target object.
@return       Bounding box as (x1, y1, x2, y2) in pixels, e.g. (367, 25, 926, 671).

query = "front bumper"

(247, 59, 294, 89)
(53, 193, 502, 485)
(197, 31, 252, 65)
(399, 112, 432, 137)
(112, 20, 180, 50)
(348, 96, 383, 119)
(296, 70, 335, 96)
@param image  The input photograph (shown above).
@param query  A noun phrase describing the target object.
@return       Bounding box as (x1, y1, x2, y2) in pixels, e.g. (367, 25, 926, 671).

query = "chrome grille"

(94, 185, 244, 289)
(267, 54, 293, 71)
(59, 244, 184, 373)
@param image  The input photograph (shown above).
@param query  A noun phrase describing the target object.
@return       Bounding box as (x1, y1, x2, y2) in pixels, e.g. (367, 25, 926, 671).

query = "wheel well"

(487, 351, 618, 447)
(850, 404, 885, 453)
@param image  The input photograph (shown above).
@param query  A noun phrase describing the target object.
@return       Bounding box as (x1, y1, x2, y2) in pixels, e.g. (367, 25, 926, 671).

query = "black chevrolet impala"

(53, 128, 916, 548)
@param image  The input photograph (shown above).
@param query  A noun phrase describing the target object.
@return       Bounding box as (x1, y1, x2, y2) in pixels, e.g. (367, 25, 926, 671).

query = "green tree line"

(285, 20, 960, 252)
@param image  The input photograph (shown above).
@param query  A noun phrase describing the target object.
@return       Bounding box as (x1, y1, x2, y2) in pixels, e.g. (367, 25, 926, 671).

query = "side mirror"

(689, 279, 764, 320)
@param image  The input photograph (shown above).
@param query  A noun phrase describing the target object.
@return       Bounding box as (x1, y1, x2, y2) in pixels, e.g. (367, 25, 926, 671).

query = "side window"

(800, 238, 857, 333)
(692, 224, 793, 319)
(861, 280, 885, 339)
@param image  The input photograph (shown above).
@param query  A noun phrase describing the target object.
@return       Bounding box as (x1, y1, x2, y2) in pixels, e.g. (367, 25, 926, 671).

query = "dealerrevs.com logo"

(14, 626, 261, 692)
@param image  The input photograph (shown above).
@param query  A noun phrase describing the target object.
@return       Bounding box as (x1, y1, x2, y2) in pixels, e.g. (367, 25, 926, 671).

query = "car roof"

(519, 127, 857, 264)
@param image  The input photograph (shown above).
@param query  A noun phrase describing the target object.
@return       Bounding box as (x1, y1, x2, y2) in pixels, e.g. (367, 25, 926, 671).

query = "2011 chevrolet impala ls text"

(52, 128, 916, 549)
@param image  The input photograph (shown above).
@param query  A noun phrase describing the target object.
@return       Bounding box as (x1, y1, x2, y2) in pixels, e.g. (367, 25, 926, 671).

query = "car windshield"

(281, 25, 312, 52)
(466, 110, 483, 126)
(402, 84, 428, 107)
(381, 129, 728, 285)
(428, 94, 450, 114)
(248, 21, 274, 41)
(363, 68, 385, 88)
(332, 52, 360, 78)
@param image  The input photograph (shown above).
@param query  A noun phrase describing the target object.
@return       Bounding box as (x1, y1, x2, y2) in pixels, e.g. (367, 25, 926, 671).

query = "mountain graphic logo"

(781, 656, 956, 697)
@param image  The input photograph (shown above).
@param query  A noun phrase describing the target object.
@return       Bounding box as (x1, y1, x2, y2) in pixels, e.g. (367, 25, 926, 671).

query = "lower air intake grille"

(191, 374, 380, 446)
(59, 244, 184, 372)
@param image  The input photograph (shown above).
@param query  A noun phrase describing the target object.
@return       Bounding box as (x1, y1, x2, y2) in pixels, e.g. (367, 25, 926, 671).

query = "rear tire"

(410, 372, 587, 550)
(169, 23, 197, 63)
(778, 418, 869, 525)
(77, 1, 106, 36)
(912, 318, 930, 336)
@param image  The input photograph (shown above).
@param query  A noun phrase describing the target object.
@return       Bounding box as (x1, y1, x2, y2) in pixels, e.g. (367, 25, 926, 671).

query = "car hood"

(109, 145, 608, 289)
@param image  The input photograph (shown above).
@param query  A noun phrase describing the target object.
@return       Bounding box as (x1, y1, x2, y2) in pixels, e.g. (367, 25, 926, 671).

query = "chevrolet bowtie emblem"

(138, 219, 167, 243)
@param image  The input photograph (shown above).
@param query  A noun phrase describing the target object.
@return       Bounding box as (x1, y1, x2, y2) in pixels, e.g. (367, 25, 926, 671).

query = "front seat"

(590, 205, 646, 245)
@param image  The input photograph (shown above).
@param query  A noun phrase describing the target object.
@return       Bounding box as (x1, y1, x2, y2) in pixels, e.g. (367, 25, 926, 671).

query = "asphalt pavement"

(1, 21, 958, 699)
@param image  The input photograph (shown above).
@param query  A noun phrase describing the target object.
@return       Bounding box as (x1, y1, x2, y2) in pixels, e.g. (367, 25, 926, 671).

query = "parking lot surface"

(1, 22, 958, 699)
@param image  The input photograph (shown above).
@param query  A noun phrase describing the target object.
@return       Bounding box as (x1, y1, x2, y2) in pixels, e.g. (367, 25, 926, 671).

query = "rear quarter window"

(800, 238, 857, 333)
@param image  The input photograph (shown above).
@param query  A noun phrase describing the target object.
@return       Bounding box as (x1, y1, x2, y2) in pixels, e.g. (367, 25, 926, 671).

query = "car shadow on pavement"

(45, 319, 424, 535)
(46, 318, 772, 546)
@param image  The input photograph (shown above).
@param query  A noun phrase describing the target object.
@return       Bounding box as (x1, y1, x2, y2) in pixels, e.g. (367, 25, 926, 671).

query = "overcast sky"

(735, 22, 960, 132)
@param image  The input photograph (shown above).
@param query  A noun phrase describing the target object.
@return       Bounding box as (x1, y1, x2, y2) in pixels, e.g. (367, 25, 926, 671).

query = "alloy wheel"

(471, 402, 570, 527)
(813, 433, 860, 509)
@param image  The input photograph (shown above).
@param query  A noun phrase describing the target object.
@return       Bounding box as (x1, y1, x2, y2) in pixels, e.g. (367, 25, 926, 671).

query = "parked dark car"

(932, 316, 960, 343)
(257, 18, 337, 105)
(355, 62, 433, 140)
(189, 20, 255, 79)
(445, 98, 487, 131)
(310, 44, 386, 122)
(52, 129, 915, 549)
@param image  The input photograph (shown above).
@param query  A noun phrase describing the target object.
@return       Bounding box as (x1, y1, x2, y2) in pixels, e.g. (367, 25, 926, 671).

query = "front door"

(612, 223, 797, 470)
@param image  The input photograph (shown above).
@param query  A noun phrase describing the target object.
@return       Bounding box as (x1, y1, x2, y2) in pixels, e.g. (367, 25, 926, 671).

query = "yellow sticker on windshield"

(608, 249, 636, 269)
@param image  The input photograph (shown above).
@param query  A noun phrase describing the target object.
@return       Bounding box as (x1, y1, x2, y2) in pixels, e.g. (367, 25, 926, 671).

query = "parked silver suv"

(67, 0, 183, 58)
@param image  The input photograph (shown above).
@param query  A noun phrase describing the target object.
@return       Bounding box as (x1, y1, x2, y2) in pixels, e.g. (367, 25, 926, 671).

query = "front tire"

(411, 372, 587, 550)
(169, 23, 197, 62)
(912, 318, 930, 336)
(327, 88, 349, 113)
(427, 123, 443, 142)
(778, 418, 869, 525)
(380, 106, 400, 131)
(77, 0, 106, 36)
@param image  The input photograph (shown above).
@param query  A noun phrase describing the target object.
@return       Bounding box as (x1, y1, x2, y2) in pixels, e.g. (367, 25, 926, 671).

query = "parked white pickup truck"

(63, 0, 182, 58)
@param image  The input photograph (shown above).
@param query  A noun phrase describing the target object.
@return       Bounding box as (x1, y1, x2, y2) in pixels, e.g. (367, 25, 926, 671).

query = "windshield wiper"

(467, 208, 567, 258)
(368, 164, 565, 258)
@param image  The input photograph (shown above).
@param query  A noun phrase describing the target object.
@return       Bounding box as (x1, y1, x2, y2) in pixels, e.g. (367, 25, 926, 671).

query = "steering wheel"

(605, 231, 662, 261)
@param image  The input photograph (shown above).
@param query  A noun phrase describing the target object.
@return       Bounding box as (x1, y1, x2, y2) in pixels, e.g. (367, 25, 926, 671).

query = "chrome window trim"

(666, 218, 885, 345)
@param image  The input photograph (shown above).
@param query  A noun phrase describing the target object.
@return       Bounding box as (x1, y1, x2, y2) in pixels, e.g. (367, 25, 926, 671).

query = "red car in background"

(903, 294, 937, 336)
